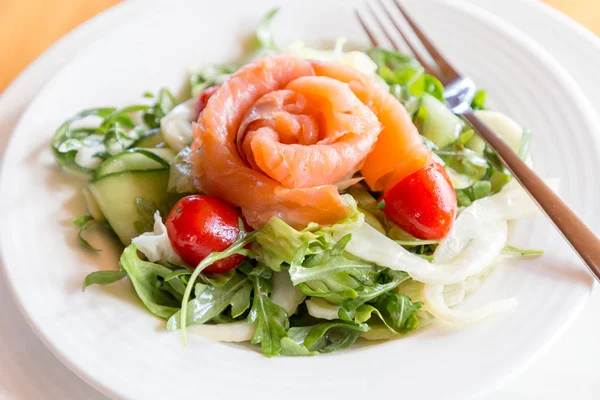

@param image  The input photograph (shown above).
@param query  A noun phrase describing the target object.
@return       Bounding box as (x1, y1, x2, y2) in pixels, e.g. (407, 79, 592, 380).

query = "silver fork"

(357, 0, 600, 282)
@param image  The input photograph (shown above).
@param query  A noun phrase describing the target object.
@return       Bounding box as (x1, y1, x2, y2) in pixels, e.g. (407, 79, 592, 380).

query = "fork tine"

(393, 0, 460, 81)
(375, 0, 439, 77)
(365, 2, 403, 51)
(355, 10, 380, 47)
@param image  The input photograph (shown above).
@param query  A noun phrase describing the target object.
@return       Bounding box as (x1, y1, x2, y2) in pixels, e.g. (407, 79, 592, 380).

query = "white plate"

(1, 0, 598, 399)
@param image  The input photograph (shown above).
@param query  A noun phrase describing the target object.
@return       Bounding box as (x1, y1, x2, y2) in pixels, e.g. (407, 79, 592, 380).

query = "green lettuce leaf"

(119, 244, 182, 319)
(255, 194, 363, 270)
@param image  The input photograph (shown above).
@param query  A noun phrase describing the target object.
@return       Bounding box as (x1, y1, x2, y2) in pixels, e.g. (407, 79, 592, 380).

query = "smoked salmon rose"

(191, 54, 431, 229)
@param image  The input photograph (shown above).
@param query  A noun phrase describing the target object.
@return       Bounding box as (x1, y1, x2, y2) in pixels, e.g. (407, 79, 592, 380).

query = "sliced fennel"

(160, 97, 197, 152)
(132, 211, 185, 265)
(421, 284, 517, 325)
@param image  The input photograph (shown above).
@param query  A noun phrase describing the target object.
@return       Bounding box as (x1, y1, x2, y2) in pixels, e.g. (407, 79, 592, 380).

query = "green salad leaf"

(353, 292, 422, 334)
(141, 88, 176, 129)
(178, 225, 257, 345)
(455, 181, 492, 207)
(283, 321, 369, 354)
(51, 89, 179, 174)
(256, 195, 362, 270)
(471, 89, 487, 110)
(51, 108, 115, 174)
(290, 234, 409, 308)
(82, 270, 127, 291)
(167, 271, 252, 330)
(119, 244, 182, 319)
(248, 274, 289, 356)
(367, 48, 444, 115)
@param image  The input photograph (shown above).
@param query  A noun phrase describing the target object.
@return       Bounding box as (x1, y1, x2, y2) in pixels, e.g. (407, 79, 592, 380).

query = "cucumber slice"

(88, 169, 170, 244)
(419, 94, 464, 148)
(83, 187, 105, 221)
(93, 148, 174, 180)
(134, 130, 165, 148)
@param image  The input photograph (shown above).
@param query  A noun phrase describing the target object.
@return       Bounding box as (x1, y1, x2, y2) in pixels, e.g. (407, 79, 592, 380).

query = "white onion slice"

(132, 212, 185, 265)
(160, 98, 197, 152)
(347, 221, 508, 285)
(422, 284, 517, 324)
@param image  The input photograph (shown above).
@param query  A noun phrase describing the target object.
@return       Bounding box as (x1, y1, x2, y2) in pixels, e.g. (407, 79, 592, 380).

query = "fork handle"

(462, 110, 600, 281)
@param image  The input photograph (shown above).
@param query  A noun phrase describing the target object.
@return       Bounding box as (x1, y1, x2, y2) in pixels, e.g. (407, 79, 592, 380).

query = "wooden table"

(0, 0, 598, 91)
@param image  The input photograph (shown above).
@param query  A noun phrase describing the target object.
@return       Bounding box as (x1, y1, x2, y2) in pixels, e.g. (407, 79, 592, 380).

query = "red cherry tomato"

(166, 195, 246, 274)
(195, 86, 220, 120)
(382, 163, 457, 240)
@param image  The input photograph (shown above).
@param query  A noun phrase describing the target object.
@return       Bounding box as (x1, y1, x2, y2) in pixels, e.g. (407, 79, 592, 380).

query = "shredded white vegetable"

(160, 98, 197, 152)
(421, 284, 518, 325)
(346, 184, 547, 325)
(74, 144, 105, 169)
(132, 212, 185, 265)
(348, 220, 509, 286)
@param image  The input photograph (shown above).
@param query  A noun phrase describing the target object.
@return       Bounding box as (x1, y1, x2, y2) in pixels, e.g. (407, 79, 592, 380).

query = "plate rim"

(1, 0, 599, 399)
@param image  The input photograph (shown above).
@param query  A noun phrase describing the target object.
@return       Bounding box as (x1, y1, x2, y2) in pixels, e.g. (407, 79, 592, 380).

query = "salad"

(52, 10, 543, 357)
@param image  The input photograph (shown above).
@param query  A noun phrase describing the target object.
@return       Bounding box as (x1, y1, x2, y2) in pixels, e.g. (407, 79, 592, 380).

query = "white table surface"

(0, 0, 599, 398)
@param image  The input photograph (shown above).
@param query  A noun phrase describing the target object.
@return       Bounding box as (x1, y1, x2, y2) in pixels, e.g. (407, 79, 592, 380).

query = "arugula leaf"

(290, 234, 409, 308)
(82, 270, 127, 291)
(503, 245, 544, 256)
(280, 337, 318, 356)
(178, 226, 257, 345)
(51, 89, 181, 174)
(353, 293, 422, 334)
(119, 244, 181, 319)
(167, 272, 252, 330)
(284, 321, 369, 354)
(142, 88, 176, 129)
(455, 181, 492, 207)
(248, 274, 289, 357)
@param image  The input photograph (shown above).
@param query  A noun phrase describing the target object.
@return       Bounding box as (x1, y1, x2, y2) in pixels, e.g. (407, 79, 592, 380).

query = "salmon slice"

(192, 55, 431, 229)
(192, 55, 380, 229)
(312, 62, 432, 191)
